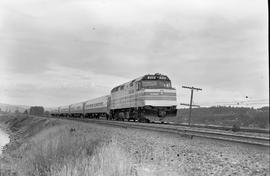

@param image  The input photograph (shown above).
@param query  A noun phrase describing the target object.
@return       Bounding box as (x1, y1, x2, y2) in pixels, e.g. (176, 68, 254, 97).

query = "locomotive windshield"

(140, 74, 172, 89)
(141, 80, 171, 89)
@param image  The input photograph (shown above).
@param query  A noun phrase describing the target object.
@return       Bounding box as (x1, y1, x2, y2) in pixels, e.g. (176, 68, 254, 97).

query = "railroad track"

(171, 123, 270, 134)
(62, 117, 270, 147)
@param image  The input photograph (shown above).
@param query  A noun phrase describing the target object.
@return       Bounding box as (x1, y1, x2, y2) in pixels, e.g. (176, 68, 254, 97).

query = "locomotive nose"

(143, 89, 177, 107)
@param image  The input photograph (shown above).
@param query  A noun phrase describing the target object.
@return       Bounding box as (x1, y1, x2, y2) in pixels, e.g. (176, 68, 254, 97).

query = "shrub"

(232, 124, 240, 132)
(29, 106, 44, 116)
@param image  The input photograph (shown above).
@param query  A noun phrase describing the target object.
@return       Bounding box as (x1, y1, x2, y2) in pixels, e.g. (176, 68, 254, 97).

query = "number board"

(146, 75, 167, 80)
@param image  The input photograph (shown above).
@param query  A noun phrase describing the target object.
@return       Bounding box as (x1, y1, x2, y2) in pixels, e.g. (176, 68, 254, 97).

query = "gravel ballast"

(72, 120, 270, 176)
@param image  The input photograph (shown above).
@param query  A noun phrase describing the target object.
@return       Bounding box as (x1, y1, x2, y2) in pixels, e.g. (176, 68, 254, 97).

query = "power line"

(198, 99, 269, 107)
(216, 99, 268, 104)
(198, 102, 269, 108)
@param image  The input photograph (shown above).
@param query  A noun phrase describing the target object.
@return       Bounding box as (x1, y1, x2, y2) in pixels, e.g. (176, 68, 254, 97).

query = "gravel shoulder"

(66, 119, 270, 176)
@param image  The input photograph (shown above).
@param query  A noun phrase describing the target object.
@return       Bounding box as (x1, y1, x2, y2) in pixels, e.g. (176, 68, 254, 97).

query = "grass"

(12, 126, 136, 176)
(177, 107, 269, 128)
(1, 115, 136, 176)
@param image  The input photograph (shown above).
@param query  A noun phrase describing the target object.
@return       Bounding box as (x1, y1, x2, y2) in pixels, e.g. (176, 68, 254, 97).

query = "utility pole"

(180, 86, 202, 126)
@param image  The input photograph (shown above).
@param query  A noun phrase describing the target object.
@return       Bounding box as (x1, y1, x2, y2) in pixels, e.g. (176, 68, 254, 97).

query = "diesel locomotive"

(50, 73, 177, 122)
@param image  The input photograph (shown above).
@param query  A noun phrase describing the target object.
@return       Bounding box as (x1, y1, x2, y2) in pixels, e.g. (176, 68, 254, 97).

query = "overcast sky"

(0, 0, 268, 108)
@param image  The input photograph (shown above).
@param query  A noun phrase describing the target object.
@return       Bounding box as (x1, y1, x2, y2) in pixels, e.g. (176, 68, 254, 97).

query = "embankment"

(0, 114, 134, 176)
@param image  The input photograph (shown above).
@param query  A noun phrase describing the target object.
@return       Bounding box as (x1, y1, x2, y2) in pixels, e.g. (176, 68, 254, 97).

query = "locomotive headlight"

(160, 90, 164, 95)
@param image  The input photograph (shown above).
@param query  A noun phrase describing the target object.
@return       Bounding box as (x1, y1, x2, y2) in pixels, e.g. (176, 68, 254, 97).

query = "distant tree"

(24, 110, 28, 114)
(29, 106, 44, 116)
(232, 123, 241, 132)
(44, 111, 50, 116)
(258, 106, 269, 112)
(254, 111, 269, 128)
(15, 109, 20, 114)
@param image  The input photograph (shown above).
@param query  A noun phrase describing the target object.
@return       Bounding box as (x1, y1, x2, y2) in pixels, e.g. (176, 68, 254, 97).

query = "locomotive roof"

(111, 73, 170, 92)
(111, 76, 142, 93)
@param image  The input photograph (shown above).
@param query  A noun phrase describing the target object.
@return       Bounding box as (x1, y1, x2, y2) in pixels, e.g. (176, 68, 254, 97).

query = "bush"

(29, 106, 44, 116)
(232, 124, 240, 132)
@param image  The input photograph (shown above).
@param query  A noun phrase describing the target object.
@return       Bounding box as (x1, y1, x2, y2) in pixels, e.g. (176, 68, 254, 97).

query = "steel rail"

(170, 123, 270, 134)
(61, 117, 270, 147)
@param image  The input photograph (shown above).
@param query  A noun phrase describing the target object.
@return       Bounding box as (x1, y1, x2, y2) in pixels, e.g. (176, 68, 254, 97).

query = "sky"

(0, 0, 268, 108)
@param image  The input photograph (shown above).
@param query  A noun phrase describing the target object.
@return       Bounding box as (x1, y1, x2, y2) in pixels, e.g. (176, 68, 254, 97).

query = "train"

(50, 73, 177, 122)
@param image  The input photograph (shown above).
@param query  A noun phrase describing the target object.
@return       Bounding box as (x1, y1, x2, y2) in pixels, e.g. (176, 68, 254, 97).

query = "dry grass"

(54, 138, 136, 176)
(5, 123, 136, 176)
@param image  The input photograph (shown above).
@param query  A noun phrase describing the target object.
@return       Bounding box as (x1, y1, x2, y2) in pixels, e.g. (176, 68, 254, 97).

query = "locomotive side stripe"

(142, 96, 177, 101)
(111, 95, 176, 102)
(144, 100, 177, 106)
(144, 92, 176, 96)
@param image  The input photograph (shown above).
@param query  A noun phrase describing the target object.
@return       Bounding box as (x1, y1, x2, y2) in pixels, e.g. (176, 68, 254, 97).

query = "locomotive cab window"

(141, 80, 172, 89)
(136, 82, 142, 90)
